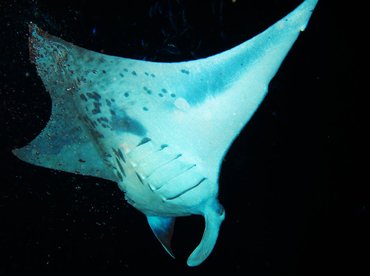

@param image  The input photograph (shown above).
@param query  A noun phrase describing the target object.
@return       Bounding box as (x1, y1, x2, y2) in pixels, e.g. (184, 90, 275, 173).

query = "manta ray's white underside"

(13, 0, 318, 266)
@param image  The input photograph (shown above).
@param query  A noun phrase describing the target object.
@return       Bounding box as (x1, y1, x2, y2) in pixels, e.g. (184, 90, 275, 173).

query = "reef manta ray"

(13, 0, 318, 266)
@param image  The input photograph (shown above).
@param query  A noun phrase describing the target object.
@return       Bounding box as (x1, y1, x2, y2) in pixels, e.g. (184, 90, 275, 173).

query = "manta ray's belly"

(110, 137, 213, 216)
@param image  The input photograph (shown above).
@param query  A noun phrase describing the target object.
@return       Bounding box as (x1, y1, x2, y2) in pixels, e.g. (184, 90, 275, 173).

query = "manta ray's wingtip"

(28, 22, 43, 41)
(28, 21, 37, 31)
(11, 148, 21, 160)
(296, 0, 319, 32)
(28, 22, 44, 64)
(28, 22, 47, 36)
(27, 22, 64, 66)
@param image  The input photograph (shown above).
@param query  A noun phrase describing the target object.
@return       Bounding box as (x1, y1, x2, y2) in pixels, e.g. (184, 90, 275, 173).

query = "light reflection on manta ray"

(13, 0, 318, 266)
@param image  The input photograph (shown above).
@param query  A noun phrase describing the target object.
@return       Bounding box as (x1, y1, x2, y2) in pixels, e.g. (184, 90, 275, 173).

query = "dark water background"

(0, 0, 361, 275)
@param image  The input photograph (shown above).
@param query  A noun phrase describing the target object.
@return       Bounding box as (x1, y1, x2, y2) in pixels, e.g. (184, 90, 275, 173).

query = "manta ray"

(13, 0, 318, 266)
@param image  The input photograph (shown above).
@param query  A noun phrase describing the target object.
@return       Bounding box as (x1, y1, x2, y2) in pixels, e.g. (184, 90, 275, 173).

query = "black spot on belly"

(137, 137, 151, 146)
(76, 77, 87, 84)
(160, 144, 168, 150)
(181, 69, 190, 75)
(87, 91, 101, 101)
(97, 117, 109, 123)
(91, 109, 100, 114)
(110, 110, 146, 136)
(124, 92, 129, 97)
(143, 86, 152, 95)
(91, 102, 102, 114)
(93, 92, 101, 100)
(79, 94, 87, 101)
(93, 102, 102, 109)
(91, 129, 104, 139)
(132, 71, 137, 76)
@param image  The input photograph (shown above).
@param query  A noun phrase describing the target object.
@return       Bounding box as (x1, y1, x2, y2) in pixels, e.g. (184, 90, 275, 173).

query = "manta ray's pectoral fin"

(12, 24, 117, 182)
(147, 215, 176, 258)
